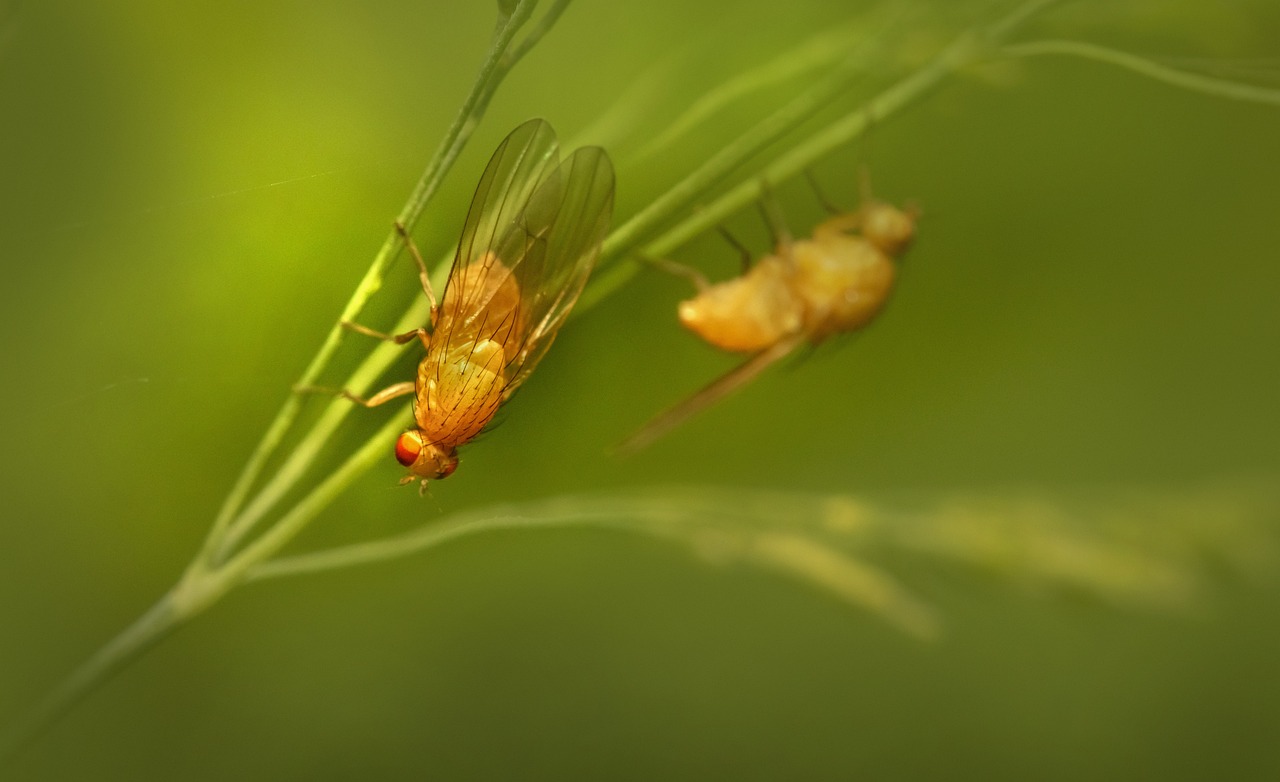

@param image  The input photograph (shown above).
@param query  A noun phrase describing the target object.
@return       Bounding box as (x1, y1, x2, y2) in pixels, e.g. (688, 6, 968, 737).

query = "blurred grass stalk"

(5, 0, 1280, 762)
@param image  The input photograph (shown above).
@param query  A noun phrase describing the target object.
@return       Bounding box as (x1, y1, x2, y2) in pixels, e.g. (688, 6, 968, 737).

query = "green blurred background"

(2, 0, 1279, 779)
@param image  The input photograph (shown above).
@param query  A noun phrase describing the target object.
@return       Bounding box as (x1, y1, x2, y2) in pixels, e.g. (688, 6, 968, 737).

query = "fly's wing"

(431, 118, 562, 355)
(500, 145, 615, 396)
(613, 333, 805, 455)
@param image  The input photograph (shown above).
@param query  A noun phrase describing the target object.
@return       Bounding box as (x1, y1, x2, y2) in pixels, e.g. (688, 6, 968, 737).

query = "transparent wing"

(613, 333, 805, 455)
(425, 118, 614, 419)
(501, 144, 615, 395)
(430, 118, 561, 354)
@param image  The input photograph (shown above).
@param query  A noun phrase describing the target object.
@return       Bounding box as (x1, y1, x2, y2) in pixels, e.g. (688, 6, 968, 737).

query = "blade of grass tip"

(201, 0, 558, 563)
(1000, 39, 1280, 106)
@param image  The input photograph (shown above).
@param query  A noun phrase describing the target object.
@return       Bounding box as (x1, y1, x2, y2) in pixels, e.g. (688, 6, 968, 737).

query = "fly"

(305, 119, 615, 491)
(618, 174, 915, 453)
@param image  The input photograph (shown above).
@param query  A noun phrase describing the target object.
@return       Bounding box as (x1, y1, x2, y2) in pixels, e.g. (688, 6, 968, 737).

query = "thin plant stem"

(1001, 39, 1280, 105)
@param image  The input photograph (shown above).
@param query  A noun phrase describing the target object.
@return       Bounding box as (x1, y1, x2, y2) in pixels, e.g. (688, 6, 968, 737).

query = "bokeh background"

(2, 1, 1279, 779)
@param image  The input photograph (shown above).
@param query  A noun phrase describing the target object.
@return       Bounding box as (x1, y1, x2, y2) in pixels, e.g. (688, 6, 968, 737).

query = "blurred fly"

(618, 175, 915, 453)
(306, 119, 614, 491)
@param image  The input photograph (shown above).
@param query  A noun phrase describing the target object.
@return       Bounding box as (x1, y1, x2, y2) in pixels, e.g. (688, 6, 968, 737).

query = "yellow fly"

(313, 119, 614, 490)
(618, 177, 915, 453)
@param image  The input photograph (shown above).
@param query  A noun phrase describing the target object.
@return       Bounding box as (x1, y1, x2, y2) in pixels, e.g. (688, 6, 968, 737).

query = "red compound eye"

(394, 431, 423, 467)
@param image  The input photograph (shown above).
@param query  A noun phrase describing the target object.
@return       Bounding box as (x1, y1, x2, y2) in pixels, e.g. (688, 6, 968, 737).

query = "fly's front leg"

(395, 221, 439, 322)
(294, 380, 416, 408)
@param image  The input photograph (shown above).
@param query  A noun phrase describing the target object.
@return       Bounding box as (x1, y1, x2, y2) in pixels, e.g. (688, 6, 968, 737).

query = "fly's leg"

(807, 166, 883, 236)
(340, 321, 431, 350)
(716, 226, 754, 275)
(639, 217, 758, 289)
(294, 380, 416, 408)
(639, 255, 710, 292)
(805, 169, 845, 216)
(757, 179, 793, 254)
(858, 164, 875, 204)
(299, 320, 428, 401)
(395, 221, 439, 319)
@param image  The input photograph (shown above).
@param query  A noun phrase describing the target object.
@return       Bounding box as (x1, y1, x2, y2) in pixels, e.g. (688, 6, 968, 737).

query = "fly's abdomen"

(677, 255, 805, 352)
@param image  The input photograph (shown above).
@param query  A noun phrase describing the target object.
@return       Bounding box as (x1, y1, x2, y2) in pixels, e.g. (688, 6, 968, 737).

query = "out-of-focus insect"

(304, 119, 614, 491)
(617, 175, 915, 453)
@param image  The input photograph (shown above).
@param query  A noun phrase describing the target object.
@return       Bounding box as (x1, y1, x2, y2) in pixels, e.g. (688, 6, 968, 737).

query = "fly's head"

(859, 200, 917, 258)
(395, 429, 459, 492)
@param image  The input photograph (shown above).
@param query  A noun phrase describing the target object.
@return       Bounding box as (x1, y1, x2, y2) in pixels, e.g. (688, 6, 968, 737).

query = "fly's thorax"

(677, 254, 804, 353)
(416, 338, 508, 445)
(790, 234, 896, 340)
(394, 429, 459, 480)
(812, 201, 916, 258)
